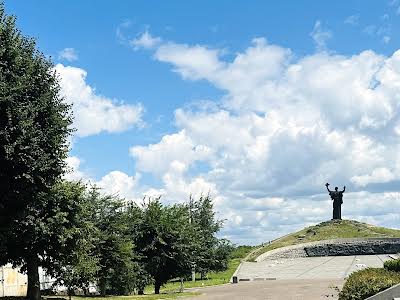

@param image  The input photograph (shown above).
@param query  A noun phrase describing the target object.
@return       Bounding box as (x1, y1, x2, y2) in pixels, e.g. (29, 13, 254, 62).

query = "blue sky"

(6, 1, 400, 244)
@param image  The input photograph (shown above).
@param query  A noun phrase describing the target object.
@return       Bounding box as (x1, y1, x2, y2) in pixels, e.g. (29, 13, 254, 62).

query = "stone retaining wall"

(256, 238, 400, 262)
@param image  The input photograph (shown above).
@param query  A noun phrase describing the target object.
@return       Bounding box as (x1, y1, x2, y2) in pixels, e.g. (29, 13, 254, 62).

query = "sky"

(5, 0, 400, 245)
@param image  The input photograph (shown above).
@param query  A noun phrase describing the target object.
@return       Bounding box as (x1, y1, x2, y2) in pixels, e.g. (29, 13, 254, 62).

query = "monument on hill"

(325, 183, 345, 220)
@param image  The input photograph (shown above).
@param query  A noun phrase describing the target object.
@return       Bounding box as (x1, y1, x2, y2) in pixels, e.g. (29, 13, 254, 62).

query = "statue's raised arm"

(325, 183, 331, 192)
(342, 186, 346, 193)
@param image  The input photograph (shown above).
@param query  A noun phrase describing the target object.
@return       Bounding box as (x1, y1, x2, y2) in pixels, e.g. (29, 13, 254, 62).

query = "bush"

(384, 258, 400, 272)
(339, 268, 400, 300)
(230, 246, 254, 259)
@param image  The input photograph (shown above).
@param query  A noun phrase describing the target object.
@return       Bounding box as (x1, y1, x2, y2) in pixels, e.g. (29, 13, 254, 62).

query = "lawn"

(144, 246, 253, 294)
(246, 219, 400, 261)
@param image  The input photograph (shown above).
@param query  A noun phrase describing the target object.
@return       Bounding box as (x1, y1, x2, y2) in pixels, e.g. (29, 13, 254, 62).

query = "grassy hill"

(246, 219, 400, 261)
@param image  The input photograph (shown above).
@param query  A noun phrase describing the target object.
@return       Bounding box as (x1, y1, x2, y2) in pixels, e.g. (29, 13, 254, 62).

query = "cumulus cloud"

(55, 64, 144, 137)
(58, 48, 78, 62)
(64, 156, 86, 181)
(121, 33, 400, 244)
(64, 156, 144, 203)
(97, 171, 141, 199)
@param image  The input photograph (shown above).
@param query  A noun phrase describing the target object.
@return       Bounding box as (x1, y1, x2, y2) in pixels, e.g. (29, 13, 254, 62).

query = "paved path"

(184, 279, 344, 300)
(182, 255, 394, 300)
(237, 254, 392, 280)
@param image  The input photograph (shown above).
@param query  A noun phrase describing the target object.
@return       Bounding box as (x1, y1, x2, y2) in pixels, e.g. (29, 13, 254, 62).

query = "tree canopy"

(0, 5, 73, 299)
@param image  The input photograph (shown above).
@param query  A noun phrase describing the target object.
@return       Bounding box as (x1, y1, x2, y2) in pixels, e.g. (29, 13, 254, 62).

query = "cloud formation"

(119, 32, 400, 244)
(55, 64, 144, 137)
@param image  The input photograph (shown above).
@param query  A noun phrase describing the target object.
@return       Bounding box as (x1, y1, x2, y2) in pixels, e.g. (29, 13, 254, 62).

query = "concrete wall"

(305, 238, 400, 257)
(365, 283, 400, 300)
(256, 238, 400, 261)
(0, 264, 28, 297)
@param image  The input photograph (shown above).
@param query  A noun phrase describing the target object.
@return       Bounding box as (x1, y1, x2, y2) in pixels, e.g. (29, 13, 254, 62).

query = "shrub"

(339, 268, 400, 300)
(384, 258, 400, 272)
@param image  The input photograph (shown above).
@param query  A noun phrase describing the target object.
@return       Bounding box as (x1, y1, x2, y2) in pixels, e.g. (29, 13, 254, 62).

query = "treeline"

(1, 181, 231, 296)
(0, 5, 231, 300)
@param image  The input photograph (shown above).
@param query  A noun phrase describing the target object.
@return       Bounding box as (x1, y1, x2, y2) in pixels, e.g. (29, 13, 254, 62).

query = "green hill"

(246, 219, 400, 261)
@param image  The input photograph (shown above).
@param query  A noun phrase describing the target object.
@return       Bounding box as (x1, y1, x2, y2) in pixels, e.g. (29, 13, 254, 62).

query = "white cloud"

(131, 31, 161, 50)
(124, 34, 400, 244)
(58, 48, 78, 62)
(64, 156, 85, 181)
(351, 168, 396, 187)
(344, 15, 359, 26)
(310, 20, 332, 52)
(97, 171, 141, 200)
(130, 130, 212, 175)
(55, 64, 144, 137)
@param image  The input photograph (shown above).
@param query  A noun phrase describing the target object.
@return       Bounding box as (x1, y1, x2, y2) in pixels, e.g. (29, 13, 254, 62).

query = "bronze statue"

(325, 183, 345, 220)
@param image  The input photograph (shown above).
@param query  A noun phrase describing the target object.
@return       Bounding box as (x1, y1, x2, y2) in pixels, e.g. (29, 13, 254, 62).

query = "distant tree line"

(0, 4, 232, 299)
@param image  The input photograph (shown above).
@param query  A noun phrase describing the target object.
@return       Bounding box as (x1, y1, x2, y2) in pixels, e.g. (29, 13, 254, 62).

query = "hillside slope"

(247, 219, 400, 261)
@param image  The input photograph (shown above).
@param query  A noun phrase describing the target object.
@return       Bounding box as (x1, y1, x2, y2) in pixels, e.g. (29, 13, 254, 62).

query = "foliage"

(91, 189, 139, 296)
(188, 195, 232, 278)
(247, 219, 400, 261)
(230, 245, 254, 259)
(32, 181, 99, 297)
(338, 268, 400, 300)
(0, 4, 72, 300)
(132, 198, 195, 294)
(384, 258, 400, 272)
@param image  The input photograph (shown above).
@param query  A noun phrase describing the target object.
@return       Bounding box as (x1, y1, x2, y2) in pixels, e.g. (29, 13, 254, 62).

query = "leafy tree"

(133, 198, 194, 294)
(0, 5, 72, 300)
(189, 195, 231, 278)
(50, 182, 100, 299)
(92, 189, 139, 296)
(1, 181, 97, 300)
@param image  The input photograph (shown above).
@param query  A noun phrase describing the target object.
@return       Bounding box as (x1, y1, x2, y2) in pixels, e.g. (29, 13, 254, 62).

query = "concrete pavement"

(182, 255, 394, 299)
(184, 279, 344, 300)
(236, 254, 392, 280)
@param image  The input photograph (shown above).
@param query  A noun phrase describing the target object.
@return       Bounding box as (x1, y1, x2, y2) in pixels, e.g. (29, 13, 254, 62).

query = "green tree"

(0, 5, 72, 300)
(133, 198, 194, 294)
(49, 182, 100, 300)
(92, 189, 139, 296)
(189, 195, 231, 278)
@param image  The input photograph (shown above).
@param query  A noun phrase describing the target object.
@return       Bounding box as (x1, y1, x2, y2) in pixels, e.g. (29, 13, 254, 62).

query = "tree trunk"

(99, 279, 106, 297)
(154, 280, 161, 294)
(138, 289, 144, 295)
(26, 254, 40, 300)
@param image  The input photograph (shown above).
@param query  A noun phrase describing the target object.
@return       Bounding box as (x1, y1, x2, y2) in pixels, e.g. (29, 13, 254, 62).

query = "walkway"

(236, 254, 392, 280)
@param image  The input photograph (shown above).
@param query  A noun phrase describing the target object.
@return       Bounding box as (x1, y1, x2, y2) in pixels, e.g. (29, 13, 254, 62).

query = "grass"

(246, 219, 400, 261)
(144, 258, 242, 294)
(144, 245, 254, 294)
(40, 294, 199, 300)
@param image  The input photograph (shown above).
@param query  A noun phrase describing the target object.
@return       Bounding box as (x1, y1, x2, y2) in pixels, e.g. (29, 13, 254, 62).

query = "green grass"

(144, 258, 242, 294)
(144, 246, 253, 294)
(41, 293, 199, 300)
(246, 219, 400, 261)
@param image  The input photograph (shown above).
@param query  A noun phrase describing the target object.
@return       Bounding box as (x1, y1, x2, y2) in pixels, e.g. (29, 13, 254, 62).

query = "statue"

(325, 183, 345, 220)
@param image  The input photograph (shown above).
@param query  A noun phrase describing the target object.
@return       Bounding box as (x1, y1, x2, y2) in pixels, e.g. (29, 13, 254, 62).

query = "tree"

(189, 195, 231, 278)
(49, 182, 100, 300)
(1, 181, 97, 300)
(0, 5, 72, 300)
(133, 198, 194, 294)
(91, 189, 139, 296)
